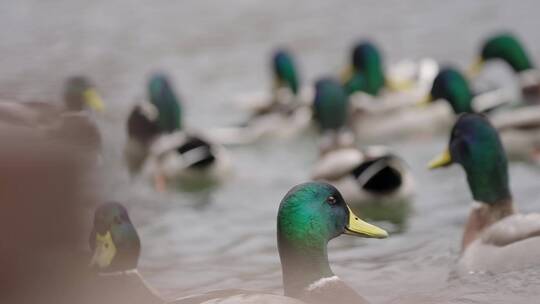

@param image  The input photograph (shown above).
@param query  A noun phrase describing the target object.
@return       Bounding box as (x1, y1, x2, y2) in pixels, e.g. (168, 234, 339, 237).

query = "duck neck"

(463, 149, 511, 205)
(462, 199, 515, 250)
(363, 66, 385, 96)
(278, 233, 334, 297)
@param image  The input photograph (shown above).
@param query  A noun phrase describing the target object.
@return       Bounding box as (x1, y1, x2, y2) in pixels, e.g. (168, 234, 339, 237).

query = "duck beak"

(428, 149, 452, 169)
(386, 78, 414, 92)
(345, 206, 388, 238)
(90, 231, 117, 269)
(467, 57, 484, 77)
(340, 65, 354, 83)
(83, 88, 105, 112)
(416, 94, 433, 107)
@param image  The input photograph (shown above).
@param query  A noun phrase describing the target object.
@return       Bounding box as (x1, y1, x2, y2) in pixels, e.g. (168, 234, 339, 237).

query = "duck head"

(342, 41, 385, 96)
(64, 76, 105, 112)
(470, 33, 534, 75)
(313, 78, 349, 132)
(90, 202, 141, 273)
(429, 113, 512, 205)
(277, 182, 387, 297)
(148, 73, 182, 133)
(272, 49, 300, 96)
(423, 67, 474, 114)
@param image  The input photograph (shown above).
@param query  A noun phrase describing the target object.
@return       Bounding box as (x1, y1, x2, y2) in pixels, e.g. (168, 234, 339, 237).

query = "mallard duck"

(90, 184, 387, 303)
(469, 33, 540, 105)
(311, 78, 414, 212)
(339, 42, 451, 143)
(425, 67, 540, 163)
(211, 49, 312, 144)
(428, 113, 540, 274)
(126, 73, 231, 191)
(0, 76, 104, 160)
(89, 202, 163, 304)
(125, 73, 181, 174)
(341, 41, 438, 107)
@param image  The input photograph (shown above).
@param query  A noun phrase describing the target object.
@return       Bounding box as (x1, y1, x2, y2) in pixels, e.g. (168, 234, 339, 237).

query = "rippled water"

(2, 1, 540, 303)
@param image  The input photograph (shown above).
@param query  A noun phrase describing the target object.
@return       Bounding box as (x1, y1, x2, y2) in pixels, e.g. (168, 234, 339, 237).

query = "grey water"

(1, 0, 540, 303)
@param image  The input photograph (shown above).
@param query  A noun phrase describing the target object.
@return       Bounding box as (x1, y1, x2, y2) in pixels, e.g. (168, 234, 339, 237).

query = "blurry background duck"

(0, 76, 104, 162)
(310, 78, 414, 230)
(469, 33, 540, 106)
(210, 49, 312, 145)
(341, 41, 438, 101)
(425, 67, 540, 163)
(341, 41, 450, 143)
(125, 73, 231, 192)
(428, 114, 540, 275)
(89, 185, 388, 304)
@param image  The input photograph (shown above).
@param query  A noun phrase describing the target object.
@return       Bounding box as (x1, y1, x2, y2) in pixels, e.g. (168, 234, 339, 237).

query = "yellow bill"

(428, 149, 452, 169)
(345, 206, 388, 239)
(90, 230, 117, 268)
(386, 77, 414, 92)
(467, 57, 484, 78)
(340, 65, 354, 83)
(83, 88, 105, 112)
(416, 94, 433, 107)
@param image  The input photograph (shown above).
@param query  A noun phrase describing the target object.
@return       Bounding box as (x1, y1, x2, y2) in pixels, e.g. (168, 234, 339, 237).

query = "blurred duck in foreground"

(125, 73, 230, 191)
(89, 202, 163, 304)
(469, 33, 540, 105)
(429, 114, 540, 275)
(211, 49, 312, 144)
(311, 78, 414, 223)
(91, 184, 388, 304)
(0, 76, 103, 161)
(425, 67, 540, 163)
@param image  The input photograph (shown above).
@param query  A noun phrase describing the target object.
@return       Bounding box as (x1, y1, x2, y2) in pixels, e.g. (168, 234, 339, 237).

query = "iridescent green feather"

(273, 50, 300, 95)
(481, 33, 534, 72)
(313, 78, 349, 131)
(148, 74, 182, 132)
(430, 68, 474, 114)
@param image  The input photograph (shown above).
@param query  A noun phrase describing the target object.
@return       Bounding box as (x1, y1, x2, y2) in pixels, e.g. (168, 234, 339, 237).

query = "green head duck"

(471, 33, 534, 75)
(277, 182, 388, 297)
(90, 202, 141, 272)
(343, 41, 385, 96)
(272, 49, 301, 96)
(148, 73, 182, 133)
(425, 67, 474, 114)
(64, 76, 105, 112)
(429, 113, 512, 205)
(313, 78, 349, 131)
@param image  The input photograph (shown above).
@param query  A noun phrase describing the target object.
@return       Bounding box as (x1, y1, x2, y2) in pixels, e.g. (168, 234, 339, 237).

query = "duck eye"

(327, 196, 337, 205)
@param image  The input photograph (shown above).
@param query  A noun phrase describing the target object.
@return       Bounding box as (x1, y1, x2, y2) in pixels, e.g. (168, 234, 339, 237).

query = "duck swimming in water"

(469, 33, 540, 105)
(311, 78, 414, 212)
(212, 49, 312, 145)
(0, 76, 104, 161)
(341, 41, 449, 143)
(429, 113, 540, 275)
(125, 73, 230, 191)
(425, 67, 540, 163)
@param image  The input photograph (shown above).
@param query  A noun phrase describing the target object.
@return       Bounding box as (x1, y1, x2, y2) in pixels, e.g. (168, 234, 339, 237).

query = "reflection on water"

(2, 0, 540, 303)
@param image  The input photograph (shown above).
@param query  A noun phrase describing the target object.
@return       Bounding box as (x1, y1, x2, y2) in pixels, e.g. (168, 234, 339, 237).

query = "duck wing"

(311, 148, 364, 180)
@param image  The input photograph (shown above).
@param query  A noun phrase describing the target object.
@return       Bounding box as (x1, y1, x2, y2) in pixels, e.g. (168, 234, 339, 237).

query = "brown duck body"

(0, 99, 102, 157)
